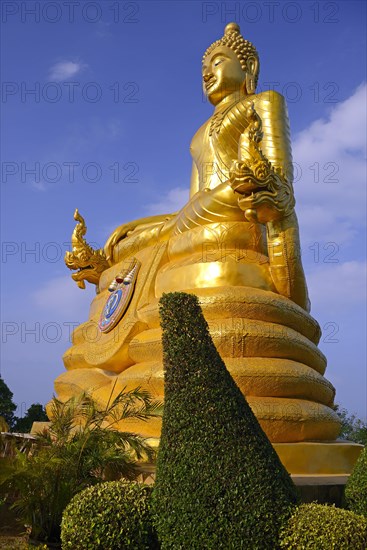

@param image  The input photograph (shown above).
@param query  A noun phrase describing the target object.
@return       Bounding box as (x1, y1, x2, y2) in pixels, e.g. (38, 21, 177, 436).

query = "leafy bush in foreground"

(279, 502, 367, 549)
(61, 481, 159, 549)
(345, 445, 367, 517)
(153, 292, 298, 549)
(0, 388, 159, 544)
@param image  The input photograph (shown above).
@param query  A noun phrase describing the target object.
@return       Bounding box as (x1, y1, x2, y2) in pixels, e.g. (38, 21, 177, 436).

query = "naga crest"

(64, 209, 109, 289)
(229, 103, 295, 223)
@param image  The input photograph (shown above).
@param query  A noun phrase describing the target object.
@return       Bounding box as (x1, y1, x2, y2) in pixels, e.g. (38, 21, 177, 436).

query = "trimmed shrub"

(152, 292, 298, 550)
(279, 502, 367, 549)
(61, 480, 159, 549)
(345, 445, 367, 517)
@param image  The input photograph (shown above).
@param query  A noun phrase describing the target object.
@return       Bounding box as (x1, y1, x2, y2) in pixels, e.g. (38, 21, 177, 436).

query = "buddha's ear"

(245, 55, 258, 94)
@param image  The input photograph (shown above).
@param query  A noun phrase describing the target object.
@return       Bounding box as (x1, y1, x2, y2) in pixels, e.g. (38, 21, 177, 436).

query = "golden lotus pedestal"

(56, 231, 362, 478)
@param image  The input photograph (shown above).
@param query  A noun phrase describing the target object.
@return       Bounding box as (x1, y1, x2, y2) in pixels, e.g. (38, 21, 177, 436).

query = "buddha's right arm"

(173, 182, 246, 234)
(104, 213, 176, 262)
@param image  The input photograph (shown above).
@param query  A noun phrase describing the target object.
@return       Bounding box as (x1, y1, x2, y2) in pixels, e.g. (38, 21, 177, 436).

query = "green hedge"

(345, 445, 367, 517)
(61, 481, 159, 549)
(152, 292, 298, 549)
(279, 502, 367, 549)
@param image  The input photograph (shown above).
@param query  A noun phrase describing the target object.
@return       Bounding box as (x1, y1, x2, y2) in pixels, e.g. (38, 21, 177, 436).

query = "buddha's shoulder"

(251, 90, 286, 109)
(230, 91, 286, 115)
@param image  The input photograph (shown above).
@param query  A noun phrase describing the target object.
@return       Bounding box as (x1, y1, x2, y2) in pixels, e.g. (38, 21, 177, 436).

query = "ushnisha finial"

(224, 22, 241, 35)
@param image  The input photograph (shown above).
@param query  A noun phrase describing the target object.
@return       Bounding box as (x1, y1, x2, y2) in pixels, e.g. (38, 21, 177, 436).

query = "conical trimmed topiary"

(152, 292, 298, 549)
(345, 446, 367, 517)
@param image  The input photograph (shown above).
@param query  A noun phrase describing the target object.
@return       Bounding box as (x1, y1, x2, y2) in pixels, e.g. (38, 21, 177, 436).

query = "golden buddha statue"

(57, 23, 362, 475)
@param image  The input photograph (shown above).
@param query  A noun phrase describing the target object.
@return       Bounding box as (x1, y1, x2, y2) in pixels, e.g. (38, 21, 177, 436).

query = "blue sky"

(1, 0, 366, 420)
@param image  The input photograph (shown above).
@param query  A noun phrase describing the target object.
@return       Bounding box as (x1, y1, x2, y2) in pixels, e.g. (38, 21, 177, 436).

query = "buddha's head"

(202, 23, 259, 106)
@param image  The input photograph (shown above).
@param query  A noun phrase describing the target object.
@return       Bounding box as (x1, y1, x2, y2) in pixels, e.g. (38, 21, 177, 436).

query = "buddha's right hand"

(104, 222, 138, 262)
(104, 213, 176, 262)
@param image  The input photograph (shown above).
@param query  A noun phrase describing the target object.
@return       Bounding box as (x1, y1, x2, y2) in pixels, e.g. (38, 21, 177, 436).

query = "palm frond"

(2, 385, 159, 544)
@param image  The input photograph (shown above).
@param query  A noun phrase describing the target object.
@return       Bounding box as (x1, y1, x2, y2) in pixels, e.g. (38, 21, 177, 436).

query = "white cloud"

(145, 186, 189, 215)
(32, 275, 95, 317)
(49, 61, 86, 81)
(293, 82, 367, 245)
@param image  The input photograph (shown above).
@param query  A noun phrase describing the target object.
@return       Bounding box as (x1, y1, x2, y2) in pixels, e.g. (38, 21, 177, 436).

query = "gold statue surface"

(56, 24, 361, 474)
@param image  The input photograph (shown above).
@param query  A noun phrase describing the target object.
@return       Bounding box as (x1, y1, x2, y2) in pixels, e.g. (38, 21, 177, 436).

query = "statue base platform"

(138, 441, 362, 504)
(145, 438, 362, 478)
(273, 441, 363, 475)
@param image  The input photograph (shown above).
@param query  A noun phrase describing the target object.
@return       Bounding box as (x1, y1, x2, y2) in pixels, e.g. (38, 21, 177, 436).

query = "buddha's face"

(202, 45, 245, 106)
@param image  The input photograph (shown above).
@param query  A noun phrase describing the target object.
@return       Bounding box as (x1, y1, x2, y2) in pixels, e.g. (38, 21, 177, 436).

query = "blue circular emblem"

(98, 260, 140, 333)
(99, 285, 134, 333)
(104, 289, 122, 319)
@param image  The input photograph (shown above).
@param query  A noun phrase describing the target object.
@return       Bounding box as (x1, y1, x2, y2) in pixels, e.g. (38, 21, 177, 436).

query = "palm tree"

(0, 386, 161, 544)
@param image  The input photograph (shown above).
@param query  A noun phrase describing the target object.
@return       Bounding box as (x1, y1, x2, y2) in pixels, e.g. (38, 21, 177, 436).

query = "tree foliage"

(0, 415, 9, 431)
(334, 404, 367, 445)
(152, 292, 298, 550)
(0, 376, 17, 429)
(0, 387, 160, 544)
(14, 404, 48, 433)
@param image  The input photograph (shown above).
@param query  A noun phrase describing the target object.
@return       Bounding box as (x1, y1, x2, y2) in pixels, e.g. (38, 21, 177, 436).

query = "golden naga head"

(202, 22, 260, 104)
